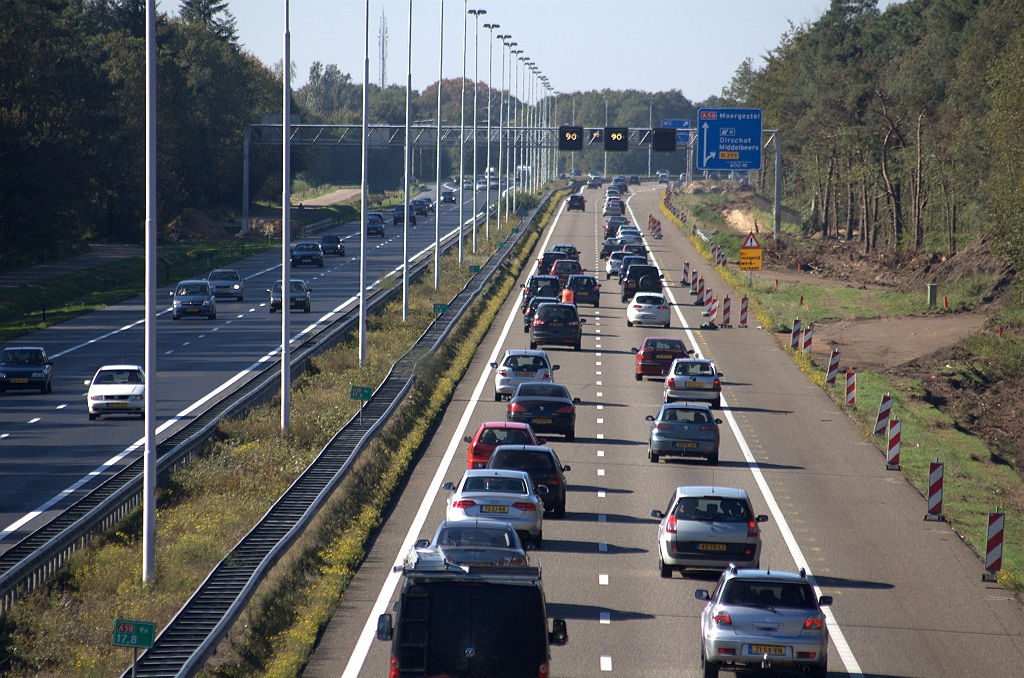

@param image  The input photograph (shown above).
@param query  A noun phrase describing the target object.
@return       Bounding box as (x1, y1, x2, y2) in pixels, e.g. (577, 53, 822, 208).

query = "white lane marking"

(0, 433, 9, 440)
(249, 308, 256, 313)
(164, 350, 174, 355)
(600, 611, 611, 624)
(600, 656, 613, 671)
(225, 320, 232, 324)
(27, 418, 40, 424)
(259, 303, 266, 307)
(599, 574, 609, 585)
(624, 191, 864, 676)
(596, 392, 603, 397)
(596, 433, 604, 439)
(598, 490, 606, 498)
(198, 334, 206, 338)
(596, 371, 602, 375)
(596, 381, 603, 385)
(597, 469, 605, 476)
(340, 193, 569, 678)
(596, 329, 601, 333)
(596, 352, 602, 357)
(597, 405, 603, 410)
(236, 314, 244, 318)
(597, 418, 604, 423)
(597, 450, 604, 456)
(596, 344, 601, 348)
(182, 342, 190, 346)
(599, 542, 608, 552)
(56, 404, 67, 410)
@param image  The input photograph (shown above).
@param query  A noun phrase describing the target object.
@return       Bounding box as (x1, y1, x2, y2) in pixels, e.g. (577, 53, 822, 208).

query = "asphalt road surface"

(301, 184, 1024, 677)
(0, 184, 502, 555)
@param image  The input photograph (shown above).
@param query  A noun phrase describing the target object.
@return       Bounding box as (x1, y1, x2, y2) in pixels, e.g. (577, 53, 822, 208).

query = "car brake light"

(804, 615, 823, 630)
(498, 369, 508, 377)
(539, 371, 550, 379)
(666, 513, 677, 533)
(667, 377, 675, 388)
(658, 305, 668, 310)
(509, 402, 527, 413)
(713, 378, 721, 389)
(390, 657, 400, 678)
(539, 661, 549, 676)
(698, 425, 718, 432)
(547, 473, 561, 485)
(632, 304, 643, 309)
(533, 318, 546, 326)
(713, 611, 732, 627)
(654, 423, 674, 430)
(748, 520, 759, 538)
(797, 652, 817, 659)
(513, 502, 536, 512)
(496, 557, 509, 566)
(453, 500, 477, 509)
(718, 648, 737, 655)
(555, 405, 575, 415)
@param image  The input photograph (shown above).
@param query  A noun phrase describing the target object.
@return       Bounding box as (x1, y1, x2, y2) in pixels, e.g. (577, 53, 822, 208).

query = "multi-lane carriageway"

(0, 185, 496, 555)
(301, 185, 1024, 677)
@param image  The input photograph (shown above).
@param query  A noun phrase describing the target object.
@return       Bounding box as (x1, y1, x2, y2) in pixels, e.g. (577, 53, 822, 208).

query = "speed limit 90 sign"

(604, 127, 628, 151)
(558, 125, 583, 151)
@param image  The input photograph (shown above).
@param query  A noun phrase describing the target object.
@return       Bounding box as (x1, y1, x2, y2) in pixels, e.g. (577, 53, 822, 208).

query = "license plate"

(108, 402, 128, 408)
(465, 562, 492, 567)
(550, 322, 563, 327)
(516, 371, 535, 377)
(481, 505, 508, 513)
(674, 442, 698, 449)
(656, 354, 673, 359)
(12, 378, 28, 384)
(698, 543, 726, 551)
(187, 308, 199, 313)
(628, 282, 636, 288)
(751, 645, 786, 656)
(533, 418, 552, 424)
(686, 381, 704, 388)
(642, 314, 656, 320)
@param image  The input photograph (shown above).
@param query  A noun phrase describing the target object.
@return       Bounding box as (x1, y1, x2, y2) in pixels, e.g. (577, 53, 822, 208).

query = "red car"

(549, 259, 583, 285)
(631, 337, 692, 381)
(464, 421, 542, 469)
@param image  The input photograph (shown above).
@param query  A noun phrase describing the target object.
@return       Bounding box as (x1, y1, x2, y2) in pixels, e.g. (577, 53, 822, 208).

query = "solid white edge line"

(625, 192, 863, 676)
(340, 198, 568, 678)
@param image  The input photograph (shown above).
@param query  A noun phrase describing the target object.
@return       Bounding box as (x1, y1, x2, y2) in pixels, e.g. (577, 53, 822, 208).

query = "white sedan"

(85, 365, 145, 420)
(442, 469, 547, 547)
(626, 292, 671, 328)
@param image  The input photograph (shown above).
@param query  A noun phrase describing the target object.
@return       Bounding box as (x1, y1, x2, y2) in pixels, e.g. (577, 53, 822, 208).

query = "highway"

(301, 184, 1024, 677)
(0, 185, 500, 556)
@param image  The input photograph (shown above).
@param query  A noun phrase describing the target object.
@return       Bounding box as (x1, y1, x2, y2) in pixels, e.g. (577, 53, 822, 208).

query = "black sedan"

(319, 234, 345, 256)
(291, 242, 324, 268)
(521, 275, 562, 311)
(601, 238, 625, 259)
(487, 444, 571, 518)
(269, 279, 312, 313)
(506, 382, 581, 441)
(0, 346, 53, 394)
(529, 303, 585, 351)
(523, 295, 551, 333)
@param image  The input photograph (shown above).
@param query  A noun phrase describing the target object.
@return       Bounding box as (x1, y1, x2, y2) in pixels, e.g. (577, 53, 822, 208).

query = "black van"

(378, 557, 567, 678)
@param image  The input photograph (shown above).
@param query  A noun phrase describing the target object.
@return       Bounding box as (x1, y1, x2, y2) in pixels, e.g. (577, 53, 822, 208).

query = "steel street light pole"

(281, 0, 292, 427)
(143, 0, 157, 583)
(359, 0, 370, 366)
(402, 0, 413, 318)
(496, 34, 510, 233)
(458, 0, 467, 263)
(469, 9, 486, 252)
(603, 96, 608, 177)
(483, 22, 498, 239)
(648, 96, 654, 177)
(434, 0, 444, 287)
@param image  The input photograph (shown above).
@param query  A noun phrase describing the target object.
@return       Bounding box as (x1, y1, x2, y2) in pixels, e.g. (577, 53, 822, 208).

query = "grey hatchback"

(171, 280, 217, 320)
(529, 303, 585, 351)
(646, 402, 722, 464)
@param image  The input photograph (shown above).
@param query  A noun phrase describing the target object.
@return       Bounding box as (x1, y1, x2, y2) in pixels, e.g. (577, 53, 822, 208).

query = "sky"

(224, 1, 900, 101)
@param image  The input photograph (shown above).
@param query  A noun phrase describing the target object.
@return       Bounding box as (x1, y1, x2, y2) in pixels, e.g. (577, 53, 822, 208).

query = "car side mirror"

(376, 613, 393, 641)
(687, 349, 695, 354)
(660, 274, 665, 279)
(562, 465, 571, 472)
(572, 397, 581, 404)
(715, 419, 723, 425)
(757, 514, 769, 523)
(415, 539, 429, 549)
(442, 482, 455, 491)
(661, 370, 669, 376)
(489, 362, 497, 368)
(307, 288, 313, 292)
(631, 348, 639, 354)
(46, 360, 53, 366)
(651, 510, 664, 519)
(266, 289, 272, 293)
(520, 283, 525, 288)
(549, 619, 568, 646)
(818, 596, 833, 607)
(580, 318, 586, 324)
(169, 291, 175, 297)
(537, 485, 549, 495)
(717, 373, 724, 378)
(537, 438, 547, 444)
(464, 436, 472, 443)
(695, 590, 711, 601)
(645, 415, 655, 421)
(552, 365, 560, 370)
(83, 380, 92, 386)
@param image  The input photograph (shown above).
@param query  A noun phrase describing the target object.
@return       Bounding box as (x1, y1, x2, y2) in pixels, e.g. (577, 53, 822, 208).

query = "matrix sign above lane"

(696, 108, 763, 171)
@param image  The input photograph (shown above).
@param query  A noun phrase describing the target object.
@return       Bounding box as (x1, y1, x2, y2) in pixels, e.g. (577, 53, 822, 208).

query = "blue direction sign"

(696, 108, 763, 171)
(661, 119, 691, 144)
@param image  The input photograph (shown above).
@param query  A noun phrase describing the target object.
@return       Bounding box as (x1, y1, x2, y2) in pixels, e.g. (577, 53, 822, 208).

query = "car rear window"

(673, 496, 750, 523)
(517, 384, 569, 398)
(635, 295, 663, 305)
(553, 261, 580, 272)
(537, 306, 577, 322)
(503, 355, 549, 370)
(721, 579, 817, 609)
(463, 476, 528, 493)
(295, 244, 319, 252)
(674, 361, 714, 376)
(491, 449, 556, 472)
(660, 408, 710, 423)
(609, 252, 627, 262)
(176, 284, 210, 295)
(626, 265, 658, 278)
(645, 339, 683, 351)
(569, 277, 597, 289)
(273, 282, 306, 293)
(437, 526, 516, 548)
(478, 427, 533, 446)
(1, 349, 45, 365)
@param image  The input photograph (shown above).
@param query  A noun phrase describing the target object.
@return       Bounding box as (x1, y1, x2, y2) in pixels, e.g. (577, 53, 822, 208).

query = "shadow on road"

(546, 603, 655, 622)
(565, 511, 659, 525)
(721, 405, 794, 415)
(541, 539, 647, 555)
(812, 575, 894, 590)
(567, 484, 633, 494)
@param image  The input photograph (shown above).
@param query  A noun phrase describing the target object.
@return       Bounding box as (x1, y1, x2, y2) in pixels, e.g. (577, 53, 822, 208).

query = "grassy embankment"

(0, 185, 568, 678)
(660, 188, 1024, 597)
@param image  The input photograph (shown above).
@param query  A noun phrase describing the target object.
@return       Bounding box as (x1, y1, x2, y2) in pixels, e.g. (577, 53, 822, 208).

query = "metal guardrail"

(0, 216, 475, 614)
(119, 186, 563, 677)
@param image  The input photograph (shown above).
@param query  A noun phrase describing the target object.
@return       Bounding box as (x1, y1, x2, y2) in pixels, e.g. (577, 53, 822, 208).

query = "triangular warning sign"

(741, 232, 761, 249)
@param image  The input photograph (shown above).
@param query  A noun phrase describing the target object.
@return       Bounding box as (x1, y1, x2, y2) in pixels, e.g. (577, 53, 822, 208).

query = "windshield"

(437, 526, 516, 548)
(517, 383, 569, 399)
(478, 427, 533, 446)
(503, 355, 549, 370)
(272, 282, 306, 293)
(536, 306, 576, 323)
(321, 236, 340, 244)
(208, 271, 238, 281)
(636, 296, 664, 305)
(0, 349, 45, 366)
(463, 476, 528, 493)
(673, 496, 750, 523)
(660, 407, 710, 423)
(295, 244, 319, 252)
(94, 369, 144, 385)
(721, 579, 818, 609)
(645, 339, 683, 351)
(176, 284, 210, 296)
(674, 361, 714, 376)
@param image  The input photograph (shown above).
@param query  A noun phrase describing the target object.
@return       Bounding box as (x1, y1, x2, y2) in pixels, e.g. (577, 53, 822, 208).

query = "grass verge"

(660, 188, 1024, 598)
(0, 186, 568, 677)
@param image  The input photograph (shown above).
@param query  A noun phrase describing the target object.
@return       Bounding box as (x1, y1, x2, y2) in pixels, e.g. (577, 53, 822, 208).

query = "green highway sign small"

(433, 303, 448, 314)
(495, 241, 505, 249)
(112, 619, 155, 649)
(469, 265, 481, 273)
(350, 385, 372, 401)
(512, 227, 520, 233)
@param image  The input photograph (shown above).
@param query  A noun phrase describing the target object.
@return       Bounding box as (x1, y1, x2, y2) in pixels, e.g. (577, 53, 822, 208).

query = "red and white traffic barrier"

(925, 461, 945, 521)
(721, 296, 732, 327)
(845, 369, 856, 405)
(738, 296, 749, 328)
(683, 261, 690, 285)
(690, 270, 699, 295)
(704, 286, 713, 312)
(653, 221, 662, 238)
(696, 275, 705, 302)
(801, 324, 813, 353)
(708, 297, 720, 324)
(790, 318, 802, 350)
(874, 394, 893, 436)
(984, 512, 1004, 581)
(719, 248, 727, 267)
(825, 349, 840, 385)
(886, 419, 901, 470)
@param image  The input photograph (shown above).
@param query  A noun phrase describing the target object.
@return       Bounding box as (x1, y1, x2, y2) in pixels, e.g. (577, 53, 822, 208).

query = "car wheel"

(708, 451, 719, 466)
(305, 301, 311, 313)
(44, 381, 51, 394)
(238, 295, 244, 302)
(649, 447, 659, 463)
(594, 301, 600, 308)
(270, 307, 276, 313)
(494, 392, 502, 402)
(535, 531, 543, 549)
(635, 372, 642, 381)
(523, 325, 529, 333)
(88, 413, 98, 421)
(553, 500, 565, 519)
(172, 314, 180, 320)
(701, 645, 719, 678)
(809, 658, 827, 678)
(621, 295, 628, 303)
(626, 319, 633, 327)
(208, 310, 216, 320)
(318, 261, 324, 268)
(605, 272, 610, 280)
(530, 341, 537, 350)
(664, 321, 671, 329)
(659, 556, 672, 578)
(565, 429, 575, 442)
(573, 341, 581, 351)
(712, 396, 721, 409)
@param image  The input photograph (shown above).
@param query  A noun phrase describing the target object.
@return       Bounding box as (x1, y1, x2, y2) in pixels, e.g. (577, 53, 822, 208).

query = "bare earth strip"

(297, 187, 361, 207)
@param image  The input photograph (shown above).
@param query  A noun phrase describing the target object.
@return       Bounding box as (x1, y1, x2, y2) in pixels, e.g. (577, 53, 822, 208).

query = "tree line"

(712, 0, 1024, 265)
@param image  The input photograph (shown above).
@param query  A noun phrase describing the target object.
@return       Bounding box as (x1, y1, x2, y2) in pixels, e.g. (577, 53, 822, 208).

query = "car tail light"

(513, 502, 537, 512)
(547, 473, 561, 485)
(748, 520, 759, 538)
(667, 377, 675, 388)
(389, 657, 400, 678)
(538, 661, 549, 676)
(509, 402, 528, 413)
(698, 425, 718, 432)
(532, 318, 546, 326)
(713, 378, 721, 389)
(657, 305, 669, 310)
(713, 611, 732, 627)
(567, 321, 579, 327)
(453, 500, 477, 509)
(666, 513, 677, 534)
(496, 557, 509, 566)
(498, 369, 508, 377)
(539, 371, 550, 379)
(654, 423, 674, 430)
(632, 304, 643, 309)
(797, 652, 817, 659)
(804, 615, 823, 630)
(555, 405, 575, 415)
(511, 556, 525, 566)
(717, 648, 736, 655)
